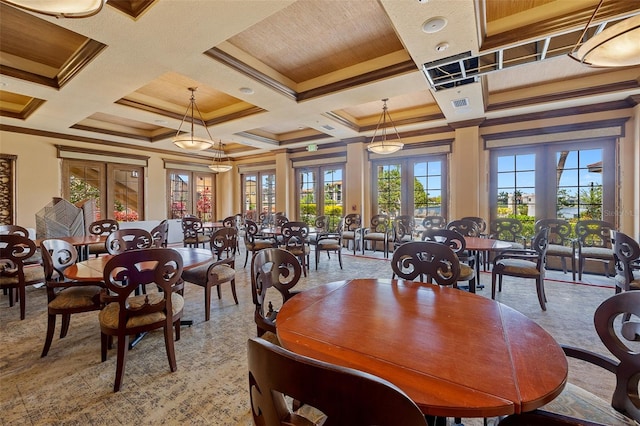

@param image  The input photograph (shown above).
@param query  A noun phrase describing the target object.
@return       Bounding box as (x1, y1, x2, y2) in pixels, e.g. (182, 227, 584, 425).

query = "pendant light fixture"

(367, 99, 404, 155)
(569, 0, 640, 67)
(0, 0, 106, 18)
(208, 140, 232, 173)
(173, 87, 214, 151)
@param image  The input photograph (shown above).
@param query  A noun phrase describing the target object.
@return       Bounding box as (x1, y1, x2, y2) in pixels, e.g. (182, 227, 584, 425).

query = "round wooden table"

(276, 278, 568, 418)
(63, 247, 213, 281)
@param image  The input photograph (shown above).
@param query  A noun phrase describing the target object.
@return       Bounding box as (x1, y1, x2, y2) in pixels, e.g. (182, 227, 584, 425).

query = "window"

(63, 159, 144, 221)
(372, 155, 447, 224)
(295, 165, 344, 230)
(168, 171, 214, 220)
(242, 171, 276, 221)
(490, 139, 615, 237)
(495, 152, 536, 230)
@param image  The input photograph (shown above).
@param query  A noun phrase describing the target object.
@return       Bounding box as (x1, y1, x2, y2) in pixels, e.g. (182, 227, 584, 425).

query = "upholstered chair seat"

(99, 292, 184, 329)
(495, 258, 540, 276)
(48, 286, 102, 310)
(182, 263, 235, 286)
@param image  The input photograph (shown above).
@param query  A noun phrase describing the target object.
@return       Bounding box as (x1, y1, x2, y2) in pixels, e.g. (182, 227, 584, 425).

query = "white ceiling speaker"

(422, 17, 447, 34)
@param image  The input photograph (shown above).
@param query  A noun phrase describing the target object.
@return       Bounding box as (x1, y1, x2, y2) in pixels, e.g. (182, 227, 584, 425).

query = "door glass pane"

(112, 168, 140, 222)
(322, 168, 343, 231)
(261, 173, 276, 216)
(195, 174, 213, 222)
(496, 153, 535, 233)
(68, 164, 102, 218)
(169, 172, 190, 219)
(414, 160, 443, 220)
(299, 170, 316, 226)
(556, 148, 603, 220)
(244, 175, 258, 221)
(376, 163, 401, 218)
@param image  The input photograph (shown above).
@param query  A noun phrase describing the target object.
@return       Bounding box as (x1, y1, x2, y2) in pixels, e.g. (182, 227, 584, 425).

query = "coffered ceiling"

(0, 0, 639, 160)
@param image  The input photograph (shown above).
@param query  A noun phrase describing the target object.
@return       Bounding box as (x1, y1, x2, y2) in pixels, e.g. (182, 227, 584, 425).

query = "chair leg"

(536, 277, 547, 310)
(491, 273, 498, 299)
(338, 249, 343, 269)
(315, 248, 320, 270)
(60, 314, 71, 338)
(204, 285, 211, 322)
(230, 279, 238, 304)
(174, 320, 181, 341)
(571, 255, 576, 281)
(101, 332, 109, 362)
(113, 335, 130, 392)
(18, 285, 26, 320)
(216, 285, 222, 299)
(244, 250, 250, 268)
(164, 325, 177, 373)
(41, 314, 56, 357)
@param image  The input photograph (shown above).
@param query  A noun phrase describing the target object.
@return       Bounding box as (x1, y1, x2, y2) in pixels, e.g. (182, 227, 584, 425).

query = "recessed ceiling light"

(0, 82, 7, 87)
(239, 87, 254, 95)
(422, 17, 447, 34)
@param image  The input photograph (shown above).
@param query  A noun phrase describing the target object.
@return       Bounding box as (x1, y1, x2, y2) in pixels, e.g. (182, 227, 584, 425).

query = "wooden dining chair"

(421, 228, 476, 290)
(498, 291, 640, 426)
(491, 227, 550, 310)
(0, 224, 41, 264)
(243, 219, 277, 268)
(314, 218, 343, 270)
(150, 219, 169, 248)
(181, 216, 208, 248)
(279, 221, 310, 277)
(574, 219, 615, 281)
(105, 228, 153, 254)
(99, 248, 184, 392)
(87, 219, 119, 257)
(390, 240, 460, 287)
(248, 337, 428, 426)
(181, 227, 238, 321)
(0, 234, 45, 320)
(534, 218, 574, 279)
(340, 213, 361, 255)
(612, 231, 640, 294)
(250, 248, 302, 339)
(40, 239, 103, 357)
(392, 215, 415, 251)
(361, 214, 391, 258)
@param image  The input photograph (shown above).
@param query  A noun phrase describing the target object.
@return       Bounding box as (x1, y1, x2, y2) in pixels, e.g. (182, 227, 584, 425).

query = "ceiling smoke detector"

(422, 17, 447, 34)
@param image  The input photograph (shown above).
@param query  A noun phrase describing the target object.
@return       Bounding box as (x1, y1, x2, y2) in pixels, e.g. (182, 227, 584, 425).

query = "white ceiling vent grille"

(451, 98, 469, 109)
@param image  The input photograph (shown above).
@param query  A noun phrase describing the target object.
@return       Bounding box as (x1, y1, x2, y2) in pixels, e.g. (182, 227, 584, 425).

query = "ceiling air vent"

(451, 98, 469, 109)
(321, 124, 335, 130)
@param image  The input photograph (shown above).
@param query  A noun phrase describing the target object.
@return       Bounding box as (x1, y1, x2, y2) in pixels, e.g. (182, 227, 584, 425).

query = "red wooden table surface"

(63, 247, 212, 281)
(277, 278, 567, 418)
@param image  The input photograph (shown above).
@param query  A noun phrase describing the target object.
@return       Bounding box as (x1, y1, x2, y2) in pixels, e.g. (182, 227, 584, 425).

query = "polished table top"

(277, 278, 568, 418)
(463, 236, 512, 251)
(64, 247, 213, 281)
(35, 234, 106, 247)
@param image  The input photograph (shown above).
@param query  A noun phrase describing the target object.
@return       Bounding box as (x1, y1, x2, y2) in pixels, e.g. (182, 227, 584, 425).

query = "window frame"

(371, 154, 448, 221)
(62, 159, 145, 221)
(295, 164, 345, 230)
(166, 169, 215, 221)
(489, 138, 617, 229)
(242, 170, 276, 221)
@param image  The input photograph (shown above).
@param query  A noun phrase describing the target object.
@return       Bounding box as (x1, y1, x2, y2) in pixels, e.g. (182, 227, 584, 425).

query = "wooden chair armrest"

(207, 257, 235, 272)
(560, 344, 618, 374)
(493, 249, 538, 263)
(46, 279, 104, 289)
